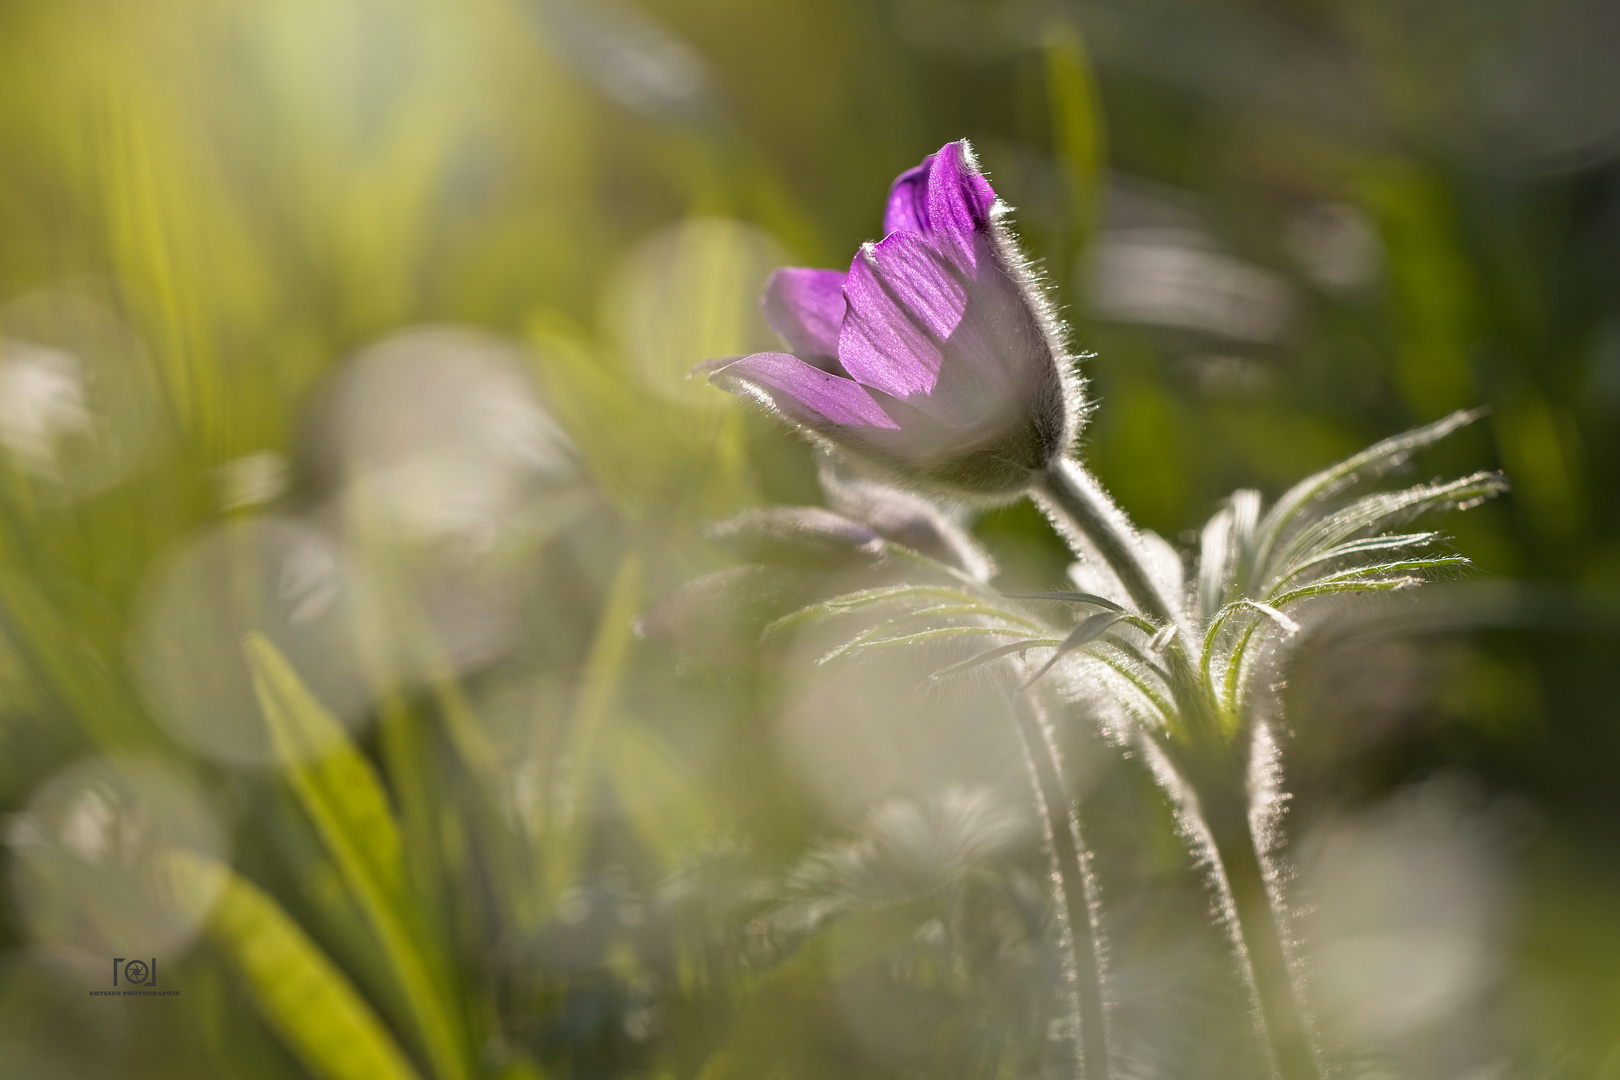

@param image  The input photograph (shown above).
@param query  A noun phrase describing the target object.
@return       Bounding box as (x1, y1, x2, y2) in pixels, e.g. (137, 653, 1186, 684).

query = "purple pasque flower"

(709, 140, 1080, 501)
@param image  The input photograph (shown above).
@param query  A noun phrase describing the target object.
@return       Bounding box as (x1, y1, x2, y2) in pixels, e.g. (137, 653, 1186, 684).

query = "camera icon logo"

(112, 957, 157, 987)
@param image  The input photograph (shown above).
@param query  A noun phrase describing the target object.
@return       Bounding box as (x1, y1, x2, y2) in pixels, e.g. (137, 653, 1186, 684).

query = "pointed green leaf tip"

(244, 633, 473, 1080)
(246, 633, 405, 902)
(161, 851, 425, 1080)
(1023, 611, 1126, 687)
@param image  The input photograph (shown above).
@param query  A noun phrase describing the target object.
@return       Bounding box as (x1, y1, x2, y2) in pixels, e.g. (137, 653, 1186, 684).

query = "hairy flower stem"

(1012, 693, 1112, 1080)
(1033, 456, 1321, 1080)
(1033, 458, 1175, 626)
(1033, 459, 1218, 737)
(1194, 774, 1322, 1080)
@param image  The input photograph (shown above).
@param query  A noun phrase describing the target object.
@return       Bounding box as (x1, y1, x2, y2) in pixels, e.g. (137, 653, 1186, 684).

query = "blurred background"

(0, 0, 1616, 1077)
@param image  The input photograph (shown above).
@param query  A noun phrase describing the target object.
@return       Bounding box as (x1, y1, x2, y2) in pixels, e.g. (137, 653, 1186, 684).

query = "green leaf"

(835, 624, 1039, 660)
(1310, 556, 1471, 586)
(162, 850, 425, 1080)
(1237, 599, 1300, 635)
(1198, 490, 1262, 618)
(761, 584, 981, 638)
(1022, 611, 1127, 686)
(1001, 590, 1126, 612)
(818, 603, 1034, 664)
(545, 552, 643, 902)
(1267, 471, 1505, 587)
(247, 634, 404, 903)
(1266, 531, 1444, 592)
(246, 634, 472, 1080)
(1267, 576, 1422, 609)
(1085, 639, 1177, 727)
(1253, 408, 1487, 574)
(929, 639, 1057, 683)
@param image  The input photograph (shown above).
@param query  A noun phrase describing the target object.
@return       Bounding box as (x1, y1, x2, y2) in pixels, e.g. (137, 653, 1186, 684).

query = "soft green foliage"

(250, 634, 474, 1080)
(164, 851, 427, 1080)
(805, 413, 1504, 746)
(0, 1, 1614, 1079)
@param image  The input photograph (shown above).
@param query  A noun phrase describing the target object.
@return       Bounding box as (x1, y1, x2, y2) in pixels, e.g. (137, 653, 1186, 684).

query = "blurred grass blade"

(0, 557, 151, 751)
(247, 633, 405, 903)
(545, 552, 644, 901)
(1043, 21, 1107, 258)
(818, 899, 942, 980)
(609, 720, 716, 869)
(163, 850, 425, 1080)
(99, 90, 212, 433)
(246, 634, 472, 1080)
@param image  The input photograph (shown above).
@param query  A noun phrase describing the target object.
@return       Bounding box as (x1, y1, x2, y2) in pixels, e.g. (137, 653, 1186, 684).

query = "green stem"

(1192, 770, 1322, 1080)
(1033, 458, 1174, 626)
(1032, 456, 1320, 1079)
(1012, 693, 1112, 1080)
(1033, 458, 1219, 743)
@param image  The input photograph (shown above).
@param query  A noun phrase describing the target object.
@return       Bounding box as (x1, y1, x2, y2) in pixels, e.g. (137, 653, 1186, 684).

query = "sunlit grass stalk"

(1010, 691, 1112, 1080)
(1033, 457, 1322, 1080)
(1192, 765, 1320, 1080)
(543, 551, 644, 904)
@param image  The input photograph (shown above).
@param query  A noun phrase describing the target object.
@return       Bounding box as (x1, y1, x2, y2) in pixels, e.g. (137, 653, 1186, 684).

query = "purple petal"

(921, 141, 996, 267)
(880, 141, 996, 260)
(838, 232, 965, 400)
(839, 229, 1054, 431)
(760, 267, 846, 363)
(710, 351, 899, 430)
(882, 159, 932, 237)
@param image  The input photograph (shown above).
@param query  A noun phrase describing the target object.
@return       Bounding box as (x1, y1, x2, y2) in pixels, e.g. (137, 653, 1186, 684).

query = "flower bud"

(709, 140, 1080, 501)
